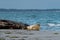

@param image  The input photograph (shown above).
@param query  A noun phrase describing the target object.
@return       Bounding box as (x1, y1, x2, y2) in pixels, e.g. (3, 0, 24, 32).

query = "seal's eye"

(38, 24, 40, 26)
(37, 24, 40, 26)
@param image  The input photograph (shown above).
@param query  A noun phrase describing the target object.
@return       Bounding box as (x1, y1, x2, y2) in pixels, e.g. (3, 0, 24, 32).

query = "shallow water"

(0, 11, 60, 31)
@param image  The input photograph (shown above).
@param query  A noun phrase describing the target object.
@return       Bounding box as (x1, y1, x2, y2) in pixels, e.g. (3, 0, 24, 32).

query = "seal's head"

(27, 24, 40, 31)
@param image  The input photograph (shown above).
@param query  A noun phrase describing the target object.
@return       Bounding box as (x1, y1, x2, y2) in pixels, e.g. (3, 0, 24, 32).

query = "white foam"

(56, 24, 60, 26)
(47, 23, 60, 27)
(47, 23, 55, 27)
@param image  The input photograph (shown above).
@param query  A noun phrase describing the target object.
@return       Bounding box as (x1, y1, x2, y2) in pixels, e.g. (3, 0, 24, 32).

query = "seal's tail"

(27, 24, 40, 31)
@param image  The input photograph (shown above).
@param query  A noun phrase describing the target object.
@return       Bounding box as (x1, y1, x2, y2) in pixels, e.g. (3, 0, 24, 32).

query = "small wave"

(47, 23, 60, 27)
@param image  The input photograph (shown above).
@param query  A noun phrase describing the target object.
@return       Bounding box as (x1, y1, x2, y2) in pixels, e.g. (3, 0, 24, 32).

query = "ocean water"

(0, 11, 60, 31)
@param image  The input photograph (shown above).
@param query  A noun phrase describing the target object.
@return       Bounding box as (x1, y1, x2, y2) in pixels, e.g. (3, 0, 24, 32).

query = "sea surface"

(0, 11, 60, 31)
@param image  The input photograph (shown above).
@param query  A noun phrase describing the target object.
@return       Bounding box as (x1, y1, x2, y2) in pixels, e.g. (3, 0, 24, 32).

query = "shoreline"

(0, 29, 60, 40)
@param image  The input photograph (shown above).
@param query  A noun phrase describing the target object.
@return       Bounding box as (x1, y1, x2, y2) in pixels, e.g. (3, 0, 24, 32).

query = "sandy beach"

(0, 29, 60, 40)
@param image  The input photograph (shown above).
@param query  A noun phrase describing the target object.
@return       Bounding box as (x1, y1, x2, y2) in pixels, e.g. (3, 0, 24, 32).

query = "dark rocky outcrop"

(0, 20, 29, 29)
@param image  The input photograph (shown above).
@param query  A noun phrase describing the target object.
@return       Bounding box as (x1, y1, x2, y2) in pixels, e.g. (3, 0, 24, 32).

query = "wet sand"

(0, 29, 60, 40)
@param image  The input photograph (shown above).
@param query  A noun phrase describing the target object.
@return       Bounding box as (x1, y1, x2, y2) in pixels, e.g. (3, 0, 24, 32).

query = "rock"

(0, 20, 29, 29)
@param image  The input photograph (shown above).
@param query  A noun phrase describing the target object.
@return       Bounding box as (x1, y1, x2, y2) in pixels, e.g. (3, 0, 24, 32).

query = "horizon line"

(0, 8, 60, 9)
